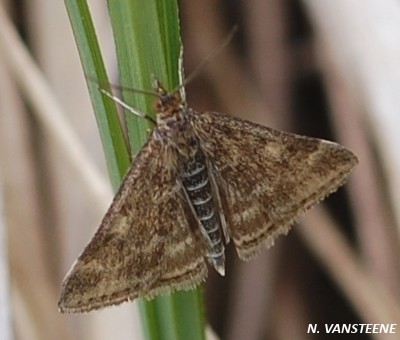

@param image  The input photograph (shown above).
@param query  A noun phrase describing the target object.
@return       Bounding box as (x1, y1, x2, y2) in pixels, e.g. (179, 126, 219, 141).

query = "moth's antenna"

(86, 74, 160, 98)
(102, 83, 160, 98)
(99, 88, 157, 125)
(174, 25, 239, 93)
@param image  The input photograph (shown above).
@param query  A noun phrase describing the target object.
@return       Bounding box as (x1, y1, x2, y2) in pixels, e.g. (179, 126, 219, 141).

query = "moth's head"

(152, 77, 184, 118)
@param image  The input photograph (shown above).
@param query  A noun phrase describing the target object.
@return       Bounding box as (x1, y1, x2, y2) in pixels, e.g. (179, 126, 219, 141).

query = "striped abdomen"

(179, 144, 225, 275)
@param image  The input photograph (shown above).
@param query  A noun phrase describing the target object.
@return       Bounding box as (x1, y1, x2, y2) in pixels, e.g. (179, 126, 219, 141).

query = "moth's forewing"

(190, 111, 358, 260)
(58, 136, 207, 313)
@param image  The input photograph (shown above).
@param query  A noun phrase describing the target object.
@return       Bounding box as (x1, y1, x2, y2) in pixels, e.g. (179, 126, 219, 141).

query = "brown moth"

(58, 79, 358, 313)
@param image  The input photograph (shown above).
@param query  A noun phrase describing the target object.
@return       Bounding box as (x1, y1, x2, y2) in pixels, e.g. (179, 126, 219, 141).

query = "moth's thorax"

(155, 108, 199, 160)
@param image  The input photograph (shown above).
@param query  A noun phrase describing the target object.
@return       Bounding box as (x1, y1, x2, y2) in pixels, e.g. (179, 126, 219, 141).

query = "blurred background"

(1, 0, 400, 339)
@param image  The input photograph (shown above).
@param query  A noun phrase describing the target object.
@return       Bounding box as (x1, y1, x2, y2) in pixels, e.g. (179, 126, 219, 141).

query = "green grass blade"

(65, 0, 206, 339)
(64, 0, 131, 188)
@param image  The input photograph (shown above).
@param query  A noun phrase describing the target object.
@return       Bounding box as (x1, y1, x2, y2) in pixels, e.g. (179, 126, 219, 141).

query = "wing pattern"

(59, 135, 207, 312)
(190, 111, 358, 260)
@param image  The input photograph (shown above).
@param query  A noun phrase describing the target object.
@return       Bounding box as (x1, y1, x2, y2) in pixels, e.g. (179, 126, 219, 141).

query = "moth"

(58, 78, 358, 313)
